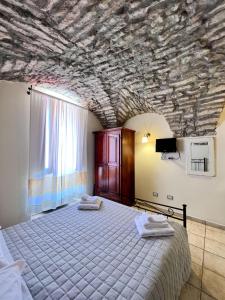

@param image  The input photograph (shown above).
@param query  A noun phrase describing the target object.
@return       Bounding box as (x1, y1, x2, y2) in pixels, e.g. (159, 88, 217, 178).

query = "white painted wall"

(0, 81, 30, 228)
(87, 111, 103, 194)
(125, 113, 225, 226)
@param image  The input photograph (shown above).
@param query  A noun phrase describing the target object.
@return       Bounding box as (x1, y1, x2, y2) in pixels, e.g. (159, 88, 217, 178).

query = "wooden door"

(94, 127, 134, 205)
(106, 132, 120, 200)
(95, 165, 108, 193)
(121, 129, 135, 206)
(94, 132, 107, 194)
(95, 132, 107, 164)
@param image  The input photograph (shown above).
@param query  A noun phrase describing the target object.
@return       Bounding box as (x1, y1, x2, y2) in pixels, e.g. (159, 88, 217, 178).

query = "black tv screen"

(156, 138, 177, 153)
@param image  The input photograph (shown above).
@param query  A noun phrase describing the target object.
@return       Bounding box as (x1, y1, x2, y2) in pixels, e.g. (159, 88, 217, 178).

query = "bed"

(1, 198, 191, 300)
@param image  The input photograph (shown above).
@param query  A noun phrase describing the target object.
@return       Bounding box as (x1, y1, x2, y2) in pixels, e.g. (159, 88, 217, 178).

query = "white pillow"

(0, 260, 26, 300)
(0, 231, 9, 267)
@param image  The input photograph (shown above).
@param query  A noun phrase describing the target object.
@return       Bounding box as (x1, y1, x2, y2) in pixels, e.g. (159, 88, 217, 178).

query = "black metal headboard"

(134, 198, 187, 228)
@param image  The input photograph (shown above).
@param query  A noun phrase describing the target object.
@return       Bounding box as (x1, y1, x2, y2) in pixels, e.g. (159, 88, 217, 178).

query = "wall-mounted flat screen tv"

(155, 138, 177, 153)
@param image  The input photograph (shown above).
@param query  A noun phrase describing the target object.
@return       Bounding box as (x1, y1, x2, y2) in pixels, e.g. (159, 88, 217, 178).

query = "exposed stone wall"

(1, 0, 225, 136)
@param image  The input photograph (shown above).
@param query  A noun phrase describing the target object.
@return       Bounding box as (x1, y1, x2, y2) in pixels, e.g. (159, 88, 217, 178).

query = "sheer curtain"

(29, 91, 87, 214)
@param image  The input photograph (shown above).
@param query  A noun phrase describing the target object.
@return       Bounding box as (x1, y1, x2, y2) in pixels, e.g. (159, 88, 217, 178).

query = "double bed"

(1, 198, 191, 300)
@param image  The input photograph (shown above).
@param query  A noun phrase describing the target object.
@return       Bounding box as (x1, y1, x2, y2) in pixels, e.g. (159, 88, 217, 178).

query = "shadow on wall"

(217, 104, 225, 126)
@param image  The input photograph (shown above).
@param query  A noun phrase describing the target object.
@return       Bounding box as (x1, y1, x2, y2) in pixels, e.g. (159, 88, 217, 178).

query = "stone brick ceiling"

(1, 0, 225, 136)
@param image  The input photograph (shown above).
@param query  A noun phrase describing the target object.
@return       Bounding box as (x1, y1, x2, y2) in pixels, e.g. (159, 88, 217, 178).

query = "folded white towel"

(144, 222, 168, 229)
(81, 193, 89, 199)
(81, 194, 97, 200)
(80, 195, 98, 204)
(135, 215, 175, 237)
(80, 194, 98, 204)
(146, 214, 167, 223)
(140, 213, 168, 229)
(78, 199, 102, 210)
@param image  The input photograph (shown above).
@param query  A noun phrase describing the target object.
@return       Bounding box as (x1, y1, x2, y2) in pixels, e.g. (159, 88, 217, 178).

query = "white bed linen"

(0, 261, 26, 300)
(0, 231, 33, 300)
(2, 199, 191, 299)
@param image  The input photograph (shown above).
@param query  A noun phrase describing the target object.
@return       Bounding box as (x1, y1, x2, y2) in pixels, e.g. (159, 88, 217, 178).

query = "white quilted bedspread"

(3, 199, 191, 300)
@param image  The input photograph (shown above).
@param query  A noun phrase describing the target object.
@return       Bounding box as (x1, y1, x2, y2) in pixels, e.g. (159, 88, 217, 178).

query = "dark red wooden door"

(95, 132, 107, 164)
(96, 165, 108, 193)
(94, 132, 108, 194)
(94, 127, 135, 206)
(106, 132, 120, 200)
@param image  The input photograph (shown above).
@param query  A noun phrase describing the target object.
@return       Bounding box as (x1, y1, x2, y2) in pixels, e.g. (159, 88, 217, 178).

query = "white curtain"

(29, 91, 88, 214)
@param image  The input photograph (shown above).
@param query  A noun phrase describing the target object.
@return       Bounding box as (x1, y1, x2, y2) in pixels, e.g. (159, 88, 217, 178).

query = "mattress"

(2, 199, 191, 300)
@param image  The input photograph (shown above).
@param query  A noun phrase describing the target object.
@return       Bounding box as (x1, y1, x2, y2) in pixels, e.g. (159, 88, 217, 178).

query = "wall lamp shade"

(142, 133, 151, 144)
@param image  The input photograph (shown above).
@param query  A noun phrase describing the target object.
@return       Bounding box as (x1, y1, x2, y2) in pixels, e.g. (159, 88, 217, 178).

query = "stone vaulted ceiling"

(1, 0, 225, 136)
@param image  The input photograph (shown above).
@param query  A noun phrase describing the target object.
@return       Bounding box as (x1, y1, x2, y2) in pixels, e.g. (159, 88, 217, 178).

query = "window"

(29, 91, 88, 213)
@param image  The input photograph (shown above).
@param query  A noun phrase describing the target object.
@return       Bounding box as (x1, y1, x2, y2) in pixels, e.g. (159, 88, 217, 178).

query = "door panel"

(95, 133, 106, 164)
(107, 133, 120, 165)
(108, 135, 118, 164)
(95, 165, 108, 193)
(108, 165, 120, 194)
(121, 130, 135, 206)
(107, 132, 120, 199)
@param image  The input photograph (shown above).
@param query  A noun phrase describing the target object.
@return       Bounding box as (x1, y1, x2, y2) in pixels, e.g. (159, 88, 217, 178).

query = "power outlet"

(153, 192, 158, 197)
(167, 195, 174, 200)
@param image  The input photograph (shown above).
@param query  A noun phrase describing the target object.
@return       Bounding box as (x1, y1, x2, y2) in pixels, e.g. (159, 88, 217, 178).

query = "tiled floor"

(179, 219, 225, 300)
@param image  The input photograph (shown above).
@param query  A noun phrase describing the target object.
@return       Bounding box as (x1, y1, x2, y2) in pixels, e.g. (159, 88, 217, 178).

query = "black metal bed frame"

(134, 198, 187, 228)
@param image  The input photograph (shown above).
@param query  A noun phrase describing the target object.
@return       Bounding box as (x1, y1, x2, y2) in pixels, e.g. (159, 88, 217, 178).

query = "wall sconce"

(142, 132, 151, 144)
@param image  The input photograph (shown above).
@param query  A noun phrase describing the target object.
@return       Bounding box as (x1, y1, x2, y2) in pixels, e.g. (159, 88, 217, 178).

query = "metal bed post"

(183, 204, 187, 228)
(134, 198, 188, 228)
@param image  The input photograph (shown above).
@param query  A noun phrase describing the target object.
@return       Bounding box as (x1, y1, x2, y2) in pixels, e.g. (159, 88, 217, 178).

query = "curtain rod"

(26, 85, 88, 111)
